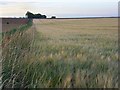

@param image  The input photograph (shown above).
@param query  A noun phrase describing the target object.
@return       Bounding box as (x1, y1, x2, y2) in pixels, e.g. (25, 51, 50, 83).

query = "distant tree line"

(26, 11, 47, 19)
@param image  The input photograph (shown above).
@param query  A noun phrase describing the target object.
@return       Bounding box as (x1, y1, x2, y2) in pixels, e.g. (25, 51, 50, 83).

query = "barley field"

(2, 18, 118, 88)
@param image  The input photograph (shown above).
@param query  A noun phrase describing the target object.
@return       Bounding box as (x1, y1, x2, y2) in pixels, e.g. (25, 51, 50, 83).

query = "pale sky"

(0, 0, 119, 18)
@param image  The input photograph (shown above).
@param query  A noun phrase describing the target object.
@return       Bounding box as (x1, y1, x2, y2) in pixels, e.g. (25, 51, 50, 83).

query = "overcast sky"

(0, 0, 119, 18)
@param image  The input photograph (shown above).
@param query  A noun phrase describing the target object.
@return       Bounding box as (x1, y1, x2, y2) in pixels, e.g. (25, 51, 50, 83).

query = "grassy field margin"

(1, 19, 34, 88)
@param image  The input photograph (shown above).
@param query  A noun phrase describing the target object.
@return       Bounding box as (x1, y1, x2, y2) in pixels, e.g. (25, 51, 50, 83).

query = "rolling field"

(2, 18, 30, 32)
(2, 18, 118, 88)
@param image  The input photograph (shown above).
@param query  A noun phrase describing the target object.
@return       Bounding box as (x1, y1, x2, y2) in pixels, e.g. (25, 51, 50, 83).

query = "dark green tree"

(25, 11, 47, 19)
(25, 11, 34, 18)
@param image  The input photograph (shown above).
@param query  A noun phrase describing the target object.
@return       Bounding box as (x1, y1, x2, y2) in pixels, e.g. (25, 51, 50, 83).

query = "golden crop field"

(2, 18, 118, 88)
(34, 18, 118, 45)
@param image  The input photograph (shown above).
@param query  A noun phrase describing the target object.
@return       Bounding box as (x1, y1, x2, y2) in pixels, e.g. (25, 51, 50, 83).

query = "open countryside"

(1, 18, 118, 88)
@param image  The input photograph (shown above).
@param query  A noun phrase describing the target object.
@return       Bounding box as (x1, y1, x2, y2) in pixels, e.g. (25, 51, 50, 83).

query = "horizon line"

(0, 16, 119, 19)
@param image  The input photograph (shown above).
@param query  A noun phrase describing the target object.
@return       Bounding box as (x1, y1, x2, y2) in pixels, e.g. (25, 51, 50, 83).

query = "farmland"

(2, 18, 118, 88)
(2, 18, 30, 32)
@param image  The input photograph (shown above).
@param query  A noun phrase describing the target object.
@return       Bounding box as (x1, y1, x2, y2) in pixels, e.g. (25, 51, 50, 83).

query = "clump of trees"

(51, 16, 56, 19)
(26, 11, 47, 19)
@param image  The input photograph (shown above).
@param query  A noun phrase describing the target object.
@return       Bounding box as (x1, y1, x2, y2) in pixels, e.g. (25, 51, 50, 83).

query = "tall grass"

(2, 19, 34, 88)
(1, 19, 118, 88)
